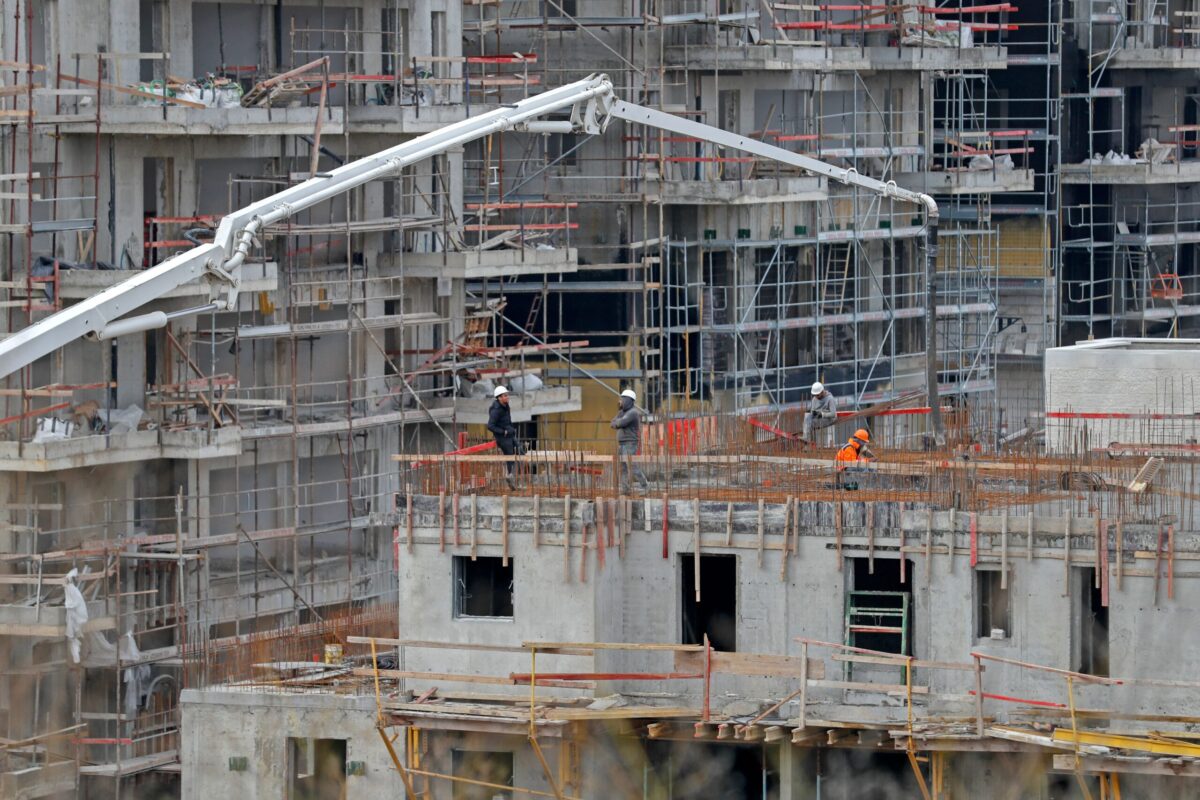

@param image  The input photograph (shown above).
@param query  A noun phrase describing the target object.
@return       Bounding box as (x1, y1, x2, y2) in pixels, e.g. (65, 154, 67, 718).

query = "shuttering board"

(996, 218, 1051, 278)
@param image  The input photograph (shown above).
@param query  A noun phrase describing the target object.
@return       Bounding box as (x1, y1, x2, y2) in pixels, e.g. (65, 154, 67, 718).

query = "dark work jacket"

(487, 399, 514, 440)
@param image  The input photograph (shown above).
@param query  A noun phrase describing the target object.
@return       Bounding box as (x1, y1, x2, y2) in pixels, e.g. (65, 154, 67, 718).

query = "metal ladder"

(819, 243, 852, 361)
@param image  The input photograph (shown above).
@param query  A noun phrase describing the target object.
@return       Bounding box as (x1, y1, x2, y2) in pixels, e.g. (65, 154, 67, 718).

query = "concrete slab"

(1059, 160, 1200, 185)
(666, 45, 1008, 72)
(454, 386, 582, 424)
(0, 427, 242, 473)
(0, 759, 75, 800)
(53, 262, 277, 301)
(895, 168, 1035, 195)
(380, 247, 579, 279)
(1108, 47, 1200, 69)
(642, 176, 827, 205)
(56, 104, 466, 137)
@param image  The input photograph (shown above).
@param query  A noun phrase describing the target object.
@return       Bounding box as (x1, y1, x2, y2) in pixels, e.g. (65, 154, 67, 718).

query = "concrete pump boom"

(0, 72, 944, 437)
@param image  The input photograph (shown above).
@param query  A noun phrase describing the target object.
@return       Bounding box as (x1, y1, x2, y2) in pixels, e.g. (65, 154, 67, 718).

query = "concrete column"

(361, 0, 384, 76)
(410, 0, 433, 61)
(108, 0, 141, 91)
(114, 334, 145, 408)
(92, 138, 143, 268)
(167, 0, 194, 79)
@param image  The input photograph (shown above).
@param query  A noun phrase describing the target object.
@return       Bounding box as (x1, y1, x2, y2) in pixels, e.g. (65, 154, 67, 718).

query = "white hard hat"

(620, 389, 636, 400)
(811, 381, 824, 395)
(494, 385, 509, 397)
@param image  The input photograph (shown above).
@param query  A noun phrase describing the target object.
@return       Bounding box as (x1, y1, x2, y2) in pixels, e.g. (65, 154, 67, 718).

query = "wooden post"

(533, 494, 541, 548)
(1094, 511, 1102, 588)
(899, 503, 907, 585)
(579, 502, 589, 584)
(501, 494, 510, 567)
(725, 501, 734, 547)
(1063, 514, 1071, 596)
(1100, 520, 1110, 608)
(925, 509, 933, 575)
(453, 493, 460, 548)
(597, 502, 607, 571)
(868, 502, 875, 574)
(968, 511, 977, 568)
(973, 654, 984, 737)
(662, 494, 670, 559)
(694, 498, 702, 602)
(947, 508, 955, 574)
(780, 496, 792, 581)
(606, 497, 616, 547)
(1168, 524, 1175, 600)
(757, 499, 765, 568)
(563, 494, 571, 582)
(1001, 510, 1008, 590)
(1154, 523, 1164, 606)
(438, 490, 446, 553)
(406, 493, 414, 554)
(835, 501, 843, 570)
(470, 493, 478, 561)
(1027, 511, 1034, 562)
(1116, 519, 1123, 591)
(798, 640, 809, 729)
(621, 496, 629, 558)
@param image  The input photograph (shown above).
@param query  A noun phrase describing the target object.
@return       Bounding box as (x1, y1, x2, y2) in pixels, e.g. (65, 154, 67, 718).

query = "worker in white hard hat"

(802, 380, 839, 445)
(487, 385, 518, 490)
(610, 387, 650, 493)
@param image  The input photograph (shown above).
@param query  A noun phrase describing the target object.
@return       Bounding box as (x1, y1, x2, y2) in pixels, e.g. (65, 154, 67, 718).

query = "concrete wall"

(179, 690, 407, 799)
(1045, 338, 1200, 450)
(395, 495, 1200, 721)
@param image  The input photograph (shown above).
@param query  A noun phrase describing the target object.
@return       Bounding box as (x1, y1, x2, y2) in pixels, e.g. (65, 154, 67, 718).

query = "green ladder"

(843, 590, 910, 679)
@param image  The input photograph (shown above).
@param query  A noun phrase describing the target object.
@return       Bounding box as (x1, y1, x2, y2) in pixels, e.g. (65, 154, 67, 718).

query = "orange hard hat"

(854, 428, 870, 442)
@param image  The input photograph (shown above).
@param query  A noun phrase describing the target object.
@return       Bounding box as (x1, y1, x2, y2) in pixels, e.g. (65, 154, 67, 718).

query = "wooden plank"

(676, 650, 825, 679)
(352, 668, 514, 686)
(346, 637, 591, 656)
(830, 654, 976, 671)
(58, 73, 205, 108)
(808, 679, 929, 695)
(530, 642, 703, 653)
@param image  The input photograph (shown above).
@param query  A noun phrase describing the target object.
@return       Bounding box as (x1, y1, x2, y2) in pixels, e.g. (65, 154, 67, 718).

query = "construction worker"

(835, 428, 876, 490)
(803, 381, 839, 445)
(488, 385, 518, 490)
(610, 388, 650, 493)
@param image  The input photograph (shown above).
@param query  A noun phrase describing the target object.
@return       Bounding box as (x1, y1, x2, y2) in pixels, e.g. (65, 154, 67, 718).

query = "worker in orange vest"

(835, 429, 876, 489)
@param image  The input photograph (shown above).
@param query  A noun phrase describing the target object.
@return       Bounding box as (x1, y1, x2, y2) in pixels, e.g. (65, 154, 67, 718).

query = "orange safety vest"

(835, 440, 861, 469)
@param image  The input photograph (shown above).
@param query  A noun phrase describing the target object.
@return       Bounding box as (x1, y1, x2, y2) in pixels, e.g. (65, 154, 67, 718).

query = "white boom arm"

(0, 73, 943, 435)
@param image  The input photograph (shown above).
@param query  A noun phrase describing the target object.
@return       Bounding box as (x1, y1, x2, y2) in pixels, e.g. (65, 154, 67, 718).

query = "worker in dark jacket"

(610, 388, 650, 493)
(488, 385, 518, 490)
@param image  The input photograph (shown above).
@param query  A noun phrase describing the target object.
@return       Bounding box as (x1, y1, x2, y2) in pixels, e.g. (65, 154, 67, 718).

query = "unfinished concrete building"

(1, 1, 1199, 799)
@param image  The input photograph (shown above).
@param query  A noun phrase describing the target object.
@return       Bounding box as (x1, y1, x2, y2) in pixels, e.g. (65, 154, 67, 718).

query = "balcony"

(0, 426, 242, 473)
